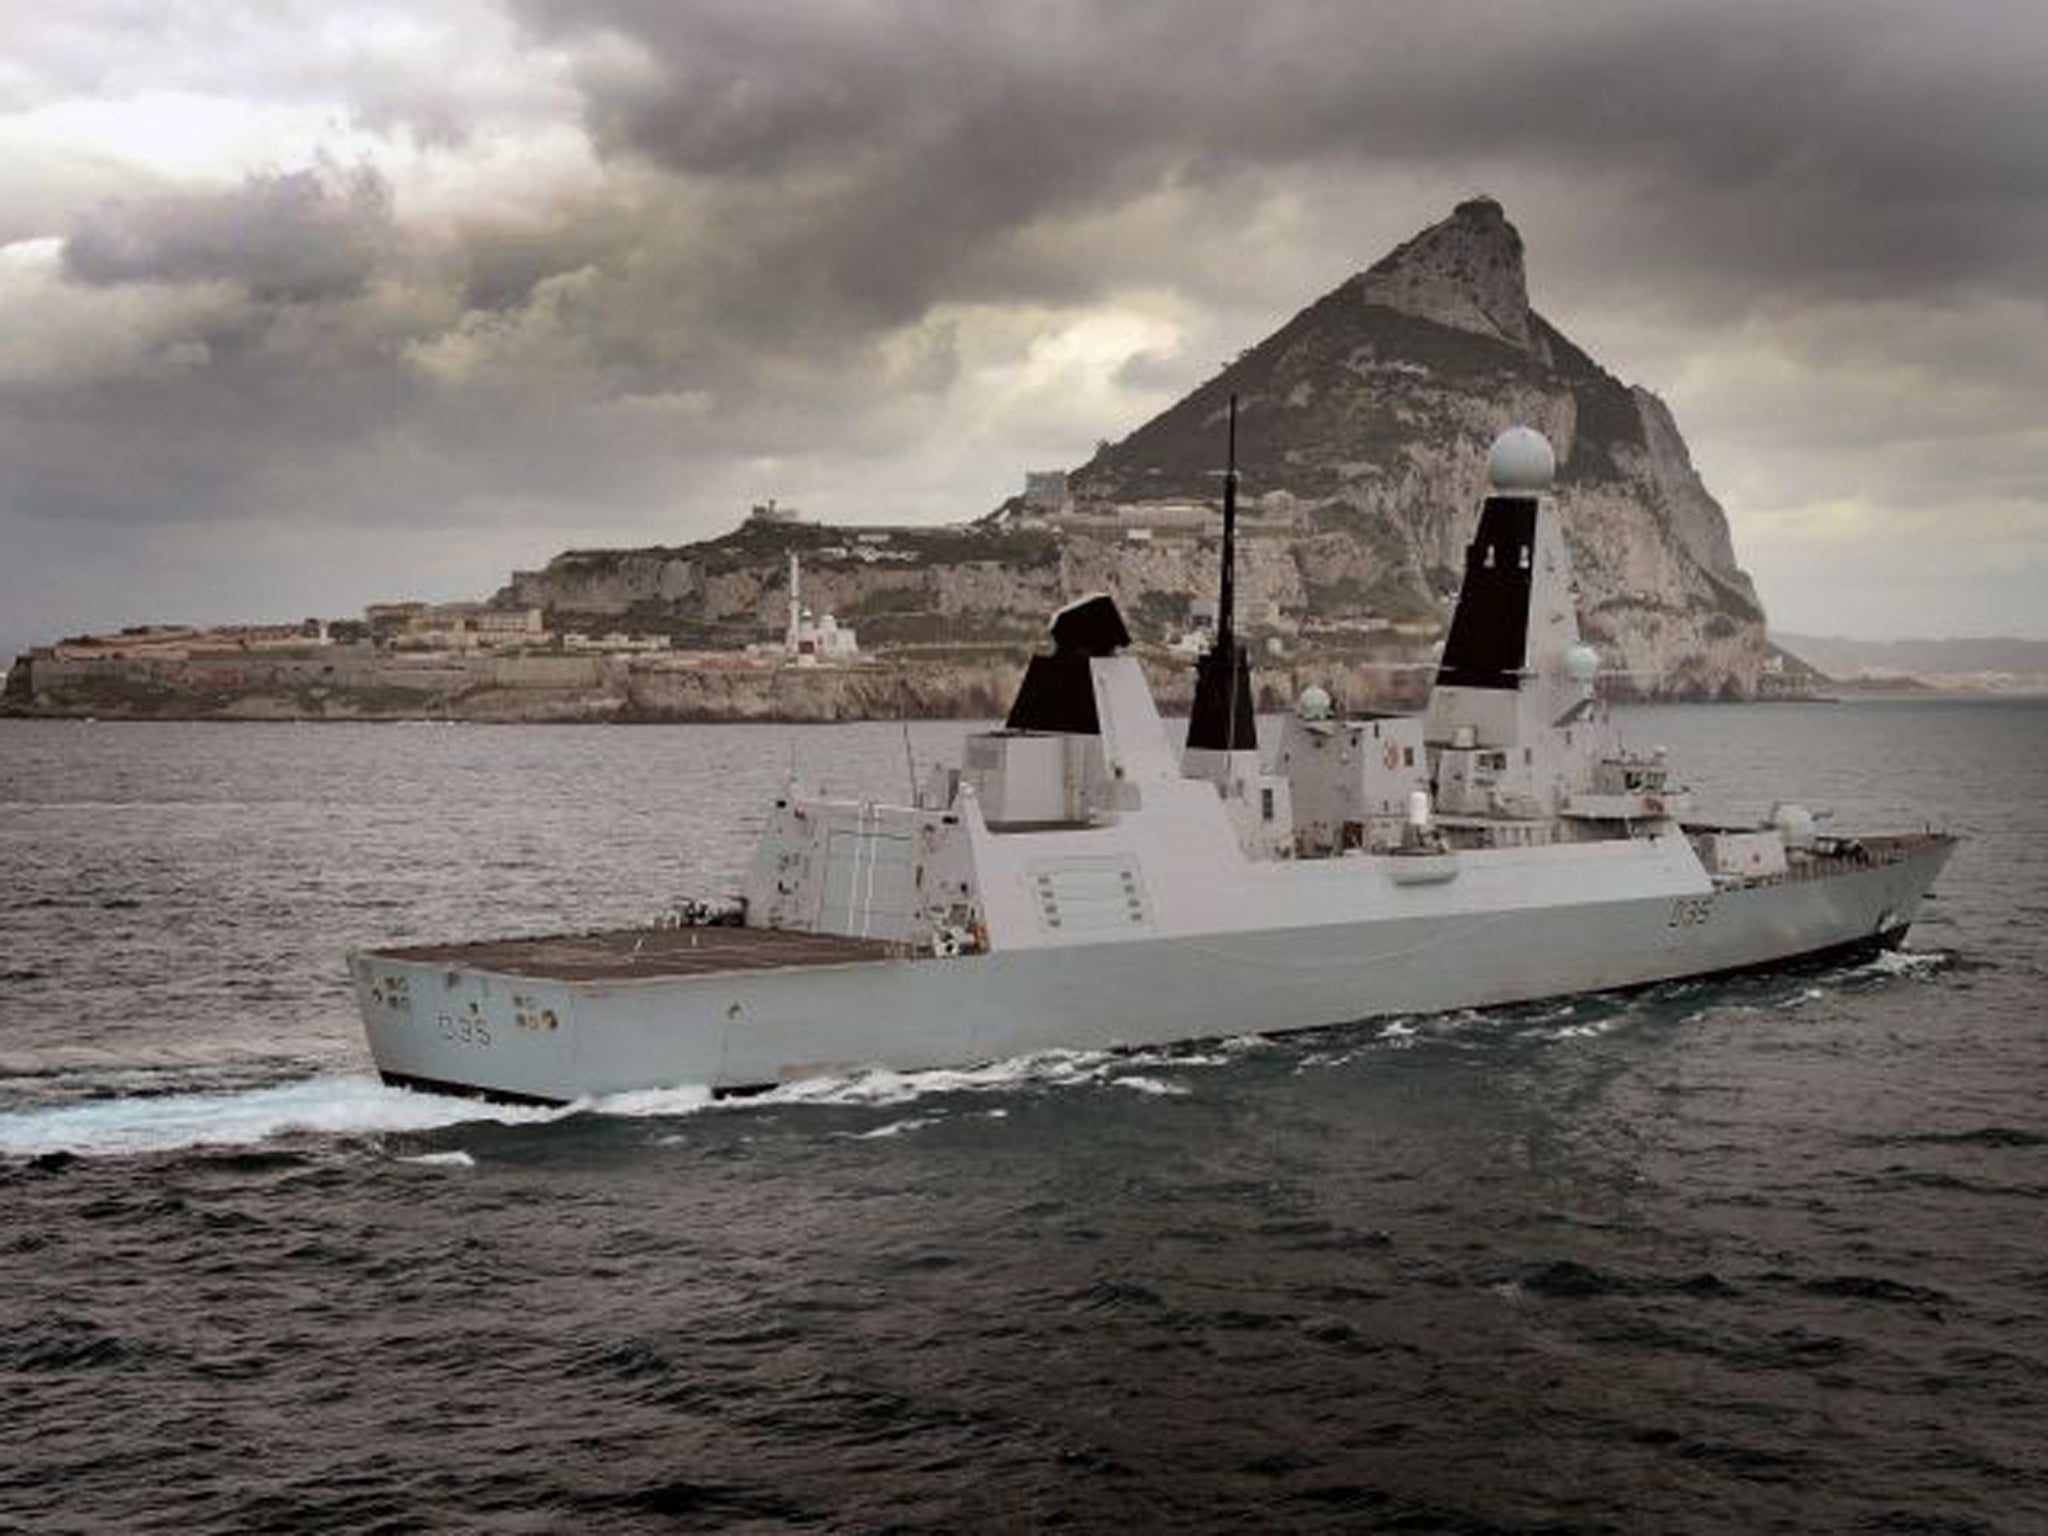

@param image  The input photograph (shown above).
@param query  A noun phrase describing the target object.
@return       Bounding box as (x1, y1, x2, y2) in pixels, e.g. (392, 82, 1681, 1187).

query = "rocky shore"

(2, 646, 1455, 724)
(6, 198, 1778, 723)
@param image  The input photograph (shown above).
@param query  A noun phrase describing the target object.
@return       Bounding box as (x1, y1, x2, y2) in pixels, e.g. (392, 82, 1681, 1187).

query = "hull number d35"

(1667, 896, 1717, 929)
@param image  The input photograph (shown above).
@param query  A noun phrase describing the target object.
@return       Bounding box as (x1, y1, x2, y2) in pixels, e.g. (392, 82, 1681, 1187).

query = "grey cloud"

(5, 0, 2048, 643)
(63, 165, 395, 302)
(515, 0, 2048, 317)
(1114, 349, 1190, 395)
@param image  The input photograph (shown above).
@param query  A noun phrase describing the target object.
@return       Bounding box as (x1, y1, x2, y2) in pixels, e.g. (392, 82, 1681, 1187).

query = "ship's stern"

(349, 950, 581, 1105)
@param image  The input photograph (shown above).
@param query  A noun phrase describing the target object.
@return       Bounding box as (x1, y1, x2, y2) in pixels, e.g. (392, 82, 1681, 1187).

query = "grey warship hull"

(352, 426, 1957, 1107)
(353, 832, 1953, 1106)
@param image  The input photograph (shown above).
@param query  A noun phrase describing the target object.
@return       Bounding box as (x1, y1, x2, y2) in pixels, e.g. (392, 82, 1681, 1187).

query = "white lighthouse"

(781, 550, 859, 664)
(786, 551, 802, 655)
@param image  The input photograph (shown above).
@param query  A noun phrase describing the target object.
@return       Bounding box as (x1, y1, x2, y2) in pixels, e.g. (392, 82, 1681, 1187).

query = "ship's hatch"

(819, 826, 916, 940)
(1028, 855, 1152, 936)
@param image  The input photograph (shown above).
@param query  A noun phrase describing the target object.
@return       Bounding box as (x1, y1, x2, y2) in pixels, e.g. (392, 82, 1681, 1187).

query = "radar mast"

(1185, 394, 1257, 755)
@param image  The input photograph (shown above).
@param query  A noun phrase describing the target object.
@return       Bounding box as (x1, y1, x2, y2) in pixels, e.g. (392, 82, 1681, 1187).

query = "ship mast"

(1185, 394, 1256, 757)
(1218, 394, 1238, 663)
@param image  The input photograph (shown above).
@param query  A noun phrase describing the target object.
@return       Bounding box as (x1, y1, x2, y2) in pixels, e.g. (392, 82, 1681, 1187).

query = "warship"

(351, 419, 1954, 1105)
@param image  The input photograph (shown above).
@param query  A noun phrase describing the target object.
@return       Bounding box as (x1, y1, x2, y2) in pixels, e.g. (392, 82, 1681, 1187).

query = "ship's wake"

(0, 947, 1955, 1161)
(0, 1073, 565, 1160)
(0, 1046, 1227, 1160)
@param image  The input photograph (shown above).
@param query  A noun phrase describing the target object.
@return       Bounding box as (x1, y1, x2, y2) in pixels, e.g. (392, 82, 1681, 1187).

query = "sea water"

(2, 701, 2044, 1531)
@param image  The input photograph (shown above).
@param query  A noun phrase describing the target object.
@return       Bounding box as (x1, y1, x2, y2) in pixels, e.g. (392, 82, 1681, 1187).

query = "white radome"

(1488, 427, 1556, 493)
(1772, 801, 1817, 850)
(1296, 684, 1333, 720)
(1562, 642, 1601, 683)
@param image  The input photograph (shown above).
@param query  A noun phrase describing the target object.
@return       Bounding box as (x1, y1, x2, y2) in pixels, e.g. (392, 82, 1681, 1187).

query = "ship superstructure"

(352, 427, 1954, 1104)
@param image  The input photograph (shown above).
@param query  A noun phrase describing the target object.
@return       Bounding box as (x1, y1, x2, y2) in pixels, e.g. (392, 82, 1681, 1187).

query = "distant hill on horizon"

(1774, 633, 2048, 678)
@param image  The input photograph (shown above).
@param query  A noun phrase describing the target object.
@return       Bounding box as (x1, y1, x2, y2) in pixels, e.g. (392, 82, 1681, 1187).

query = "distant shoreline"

(6, 682, 2036, 727)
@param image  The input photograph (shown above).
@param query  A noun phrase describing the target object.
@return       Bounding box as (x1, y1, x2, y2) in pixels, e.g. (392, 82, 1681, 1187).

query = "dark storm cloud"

(62, 165, 396, 302)
(513, 0, 2048, 315)
(4, 0, 2047, 645)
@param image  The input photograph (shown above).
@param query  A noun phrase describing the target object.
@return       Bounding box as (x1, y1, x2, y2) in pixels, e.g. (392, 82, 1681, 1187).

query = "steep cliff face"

(1071, 197, 1767, 694)
(503, 199, 1765, 698)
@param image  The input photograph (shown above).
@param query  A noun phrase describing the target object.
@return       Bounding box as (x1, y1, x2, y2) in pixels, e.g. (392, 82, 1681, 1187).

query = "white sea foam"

(1866, 947, 1952, 977)
(399, 1150, 476, 1168)
(603, 1046, 1180, 1118)
(735, 1048, 1119, 1110)
(1, 1043, 1203, 1161)
(844, 1116, 939, 1139)
(1111, 1075, 1189, 1097)
(1545, 1020, 1617, 1041)
(0, 1074, 560, 1160)
(577, 1083, 717, 1118)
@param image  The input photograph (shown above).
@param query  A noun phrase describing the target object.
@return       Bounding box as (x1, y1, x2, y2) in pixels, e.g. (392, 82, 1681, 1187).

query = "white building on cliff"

(784, 552, 858, 664)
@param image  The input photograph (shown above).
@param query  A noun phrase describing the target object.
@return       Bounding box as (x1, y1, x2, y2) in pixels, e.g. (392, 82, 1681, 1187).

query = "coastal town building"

(366, 602, 545, 652)
(1023, 470, 1071, 514)
(563, 632, 672, 654)
(45, 620, 332, 661)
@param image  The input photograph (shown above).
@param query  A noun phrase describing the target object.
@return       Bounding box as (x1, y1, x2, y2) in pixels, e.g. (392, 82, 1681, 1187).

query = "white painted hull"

(352, 837, 1952, 1105)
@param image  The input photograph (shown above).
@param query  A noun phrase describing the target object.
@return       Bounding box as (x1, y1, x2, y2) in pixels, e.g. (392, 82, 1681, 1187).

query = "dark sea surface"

(2, 700, 2044, 1534)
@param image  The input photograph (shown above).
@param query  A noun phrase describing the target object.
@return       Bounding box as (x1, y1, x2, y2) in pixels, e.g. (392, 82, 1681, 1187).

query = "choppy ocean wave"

(3, 707, 2040, 1534)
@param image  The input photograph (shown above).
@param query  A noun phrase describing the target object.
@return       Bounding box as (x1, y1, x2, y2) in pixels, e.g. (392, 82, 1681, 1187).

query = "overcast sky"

(3, 0, 2045, 656)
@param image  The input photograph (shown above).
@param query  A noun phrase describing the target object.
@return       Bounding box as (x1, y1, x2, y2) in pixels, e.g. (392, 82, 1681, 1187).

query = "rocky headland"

(6, 198, 1771, 723)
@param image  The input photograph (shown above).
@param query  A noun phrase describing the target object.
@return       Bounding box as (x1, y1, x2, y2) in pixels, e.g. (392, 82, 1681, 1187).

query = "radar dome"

(1562, 642, 1600, 684)
(1488, 427, 1555, 493)
(1771, 801, 1816, 850)
(1296, 684, 1333, 721)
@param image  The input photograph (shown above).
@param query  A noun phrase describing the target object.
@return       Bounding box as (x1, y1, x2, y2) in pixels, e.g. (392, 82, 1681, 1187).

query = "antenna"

(900, 720, 919, 805)
(1218, 394, 1238, 655)
(1220, 394, 1243, 762)
(1184, 393, 1257, 756)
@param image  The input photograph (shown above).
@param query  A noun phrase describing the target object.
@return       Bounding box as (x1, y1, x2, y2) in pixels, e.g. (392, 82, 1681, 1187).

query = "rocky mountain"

(502, 198, 1767, 700)
(3, 202, 1784, 723)
(1069, 197, 1767, 694)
